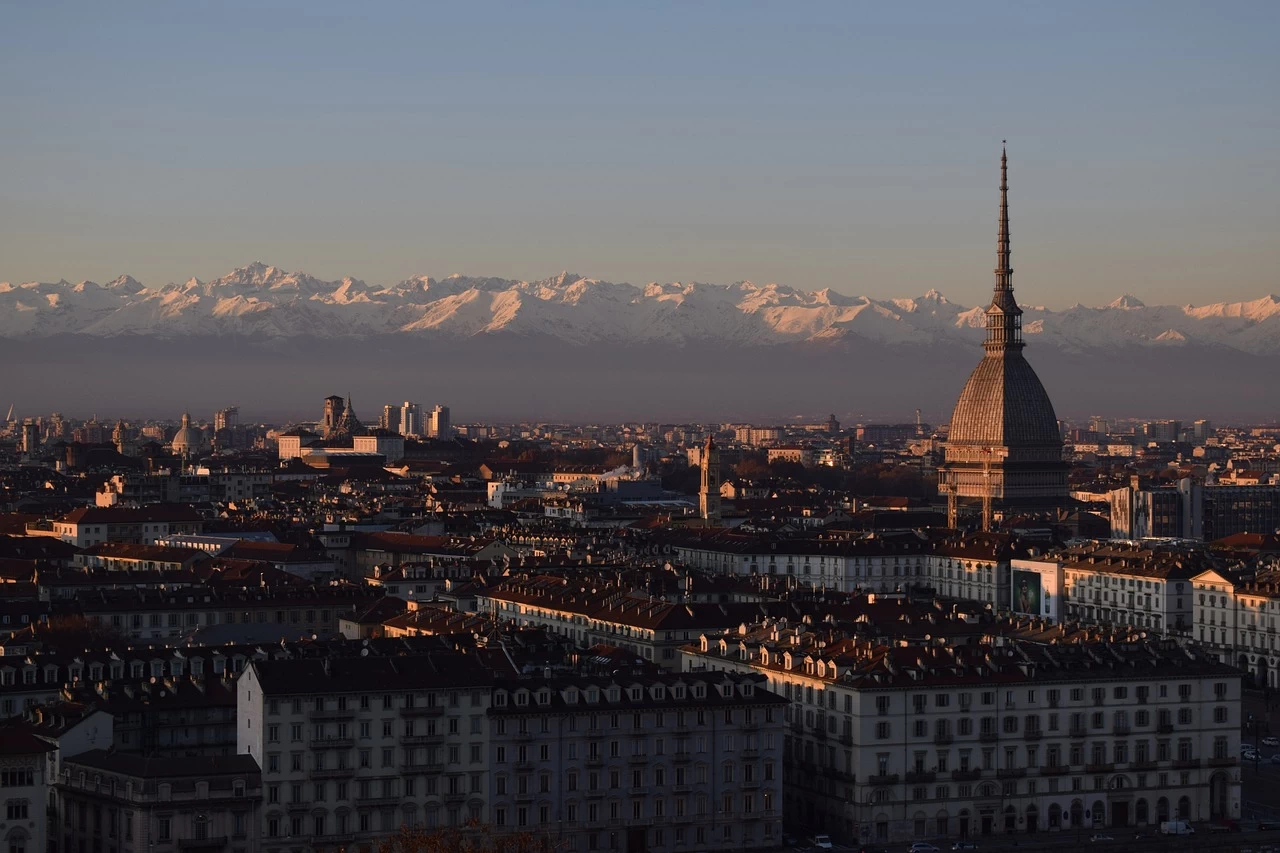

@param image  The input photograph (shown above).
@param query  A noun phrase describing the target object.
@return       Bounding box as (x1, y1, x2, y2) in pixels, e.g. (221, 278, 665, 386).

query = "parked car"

(811, 835, 834, 850)
(951, 842, 979, 851)
(908, 844, 941, 853)
(1263, 736, 1278, 747)
(1090, 834, 1115, 842)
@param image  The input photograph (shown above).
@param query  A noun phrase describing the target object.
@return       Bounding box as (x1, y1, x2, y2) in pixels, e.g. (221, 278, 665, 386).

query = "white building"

(0, 729, 57, 853)
(684, 628, 1241, 846)
(1193, 567, 1280, 688)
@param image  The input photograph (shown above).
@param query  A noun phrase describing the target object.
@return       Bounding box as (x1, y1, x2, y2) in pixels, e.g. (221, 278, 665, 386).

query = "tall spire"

(997, 142, 1011, 291)
(985, 141, 1023, 352)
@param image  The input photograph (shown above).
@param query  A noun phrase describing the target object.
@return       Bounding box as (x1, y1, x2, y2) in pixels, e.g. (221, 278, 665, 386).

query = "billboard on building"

(1012, 569, 1043, 616)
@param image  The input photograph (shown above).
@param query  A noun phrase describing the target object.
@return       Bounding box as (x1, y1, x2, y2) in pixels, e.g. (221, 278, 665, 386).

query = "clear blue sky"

(1, 1, 1276, 308)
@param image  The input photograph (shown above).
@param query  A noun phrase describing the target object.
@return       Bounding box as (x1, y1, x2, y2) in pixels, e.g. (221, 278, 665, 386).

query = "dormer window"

(515, 692, 528, 706)
(652, 686, 666, 700)
(537, 690, 551, 706)
(587, 689, 599, 703)
(494, 692, 508, 707)
(693, 684, 706, 699)
(607, 687, 621, 703)
(673, 685, 685, 700)
(629, 687, 642, 701)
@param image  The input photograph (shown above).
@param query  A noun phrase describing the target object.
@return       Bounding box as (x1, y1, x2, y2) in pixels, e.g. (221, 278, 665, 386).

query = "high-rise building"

(939, 147, 1067, 522)
(21, 421, 40, 454)
(380, 404, 401, 433)
(1142, 420, 1182, 444)
(699, 434, 721, 523)
(214, 406, 239, 431)
(399, 401, 422, 437)
(428, 404, 451, 439)
(1193, 419, 1213, 443)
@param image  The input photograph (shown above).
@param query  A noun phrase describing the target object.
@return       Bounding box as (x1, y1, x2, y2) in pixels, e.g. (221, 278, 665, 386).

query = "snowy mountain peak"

(1107, 294, 1146, 309)
(106, 275, 143, 290)
(2, 263, 1279, 355)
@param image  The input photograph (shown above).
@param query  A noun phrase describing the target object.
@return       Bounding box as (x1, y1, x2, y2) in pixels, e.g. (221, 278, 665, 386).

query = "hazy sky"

(2, 1, 1276, 309)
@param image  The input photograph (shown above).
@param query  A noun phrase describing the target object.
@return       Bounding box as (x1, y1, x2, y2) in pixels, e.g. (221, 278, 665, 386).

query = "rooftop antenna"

(915, 408, 923, 438)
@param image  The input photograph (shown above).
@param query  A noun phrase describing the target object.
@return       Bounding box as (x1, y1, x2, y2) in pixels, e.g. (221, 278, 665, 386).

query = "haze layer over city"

(2, 4, 1280, 853)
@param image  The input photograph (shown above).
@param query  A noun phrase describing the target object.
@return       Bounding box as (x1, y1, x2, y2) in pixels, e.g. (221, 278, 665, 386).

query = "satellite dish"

(360, 649, 369, 657)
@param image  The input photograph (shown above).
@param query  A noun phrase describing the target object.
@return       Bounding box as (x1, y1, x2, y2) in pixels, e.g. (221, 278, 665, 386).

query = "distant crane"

(4, 404, 12, 424)
(915, 408, 924, 438)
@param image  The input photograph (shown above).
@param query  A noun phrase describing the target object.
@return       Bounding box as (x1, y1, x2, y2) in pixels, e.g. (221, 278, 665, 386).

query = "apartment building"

(237, 653, 500, 853)
(56, 751, 262, 853)
(1193, 567, 1280, 688)
(487, 672, 785, 853)
(684, 626, 1240, 846)
(1055, 542, 1202, 636)
(0, 729, 57, 853)
(74, 585, 381, 641)
(668, 530, 1026, 609)
(477, 575, 791, 667)
(51, 505, 206, 548)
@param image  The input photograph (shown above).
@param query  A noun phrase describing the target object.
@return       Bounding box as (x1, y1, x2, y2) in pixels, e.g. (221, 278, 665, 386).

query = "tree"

(376, 823, 563, 853)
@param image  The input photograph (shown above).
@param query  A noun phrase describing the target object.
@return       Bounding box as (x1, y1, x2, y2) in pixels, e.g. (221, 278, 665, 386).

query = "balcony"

(311, 767, 355, 780)
(310, 737, 353, 749)
(399, 705, 445, 718)
(1207, 757, 1238, 767)
(978, 732, 998, 743)
(400, 761, 444, 773)
(838, 734, 854, 747)
(741, 747, 760, 759)
(627, 754, 649, 764)
(1172, 759, 1201, 769)
(311, 835, 355, 847)
(905, 771, 936, 784)
(355, 795, 400, 806)
(1113, 724, 1131, 736)
(867, 774, 899, 786)
(1038, 765, 1068, 776)
(1022, 730, 1043, 741)
(1085, 763, 1115, 774)
(934, 733, 954, 745)
(1068, 726, 1088, 738)
(1157, 722, 1174, 734)
(951, 769, 981, 782)
(400, 734, 444, 746)
(585, 756, 605, 767)
(178, 839, 228, 852)
(996, 768, 1026, 779)
(1130, 760, 1157, 771)
(308, 709, 354, 722)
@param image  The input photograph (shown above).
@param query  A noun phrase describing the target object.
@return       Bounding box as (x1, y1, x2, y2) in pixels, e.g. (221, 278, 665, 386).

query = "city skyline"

(3, 2, 1278, 308)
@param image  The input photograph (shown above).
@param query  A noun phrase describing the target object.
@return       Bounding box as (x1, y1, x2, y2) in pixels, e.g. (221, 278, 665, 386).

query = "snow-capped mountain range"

(3, 262, 1280, 354)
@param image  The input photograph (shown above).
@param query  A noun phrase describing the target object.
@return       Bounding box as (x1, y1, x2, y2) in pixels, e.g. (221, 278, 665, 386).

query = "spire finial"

(985, 143, 1023, 351)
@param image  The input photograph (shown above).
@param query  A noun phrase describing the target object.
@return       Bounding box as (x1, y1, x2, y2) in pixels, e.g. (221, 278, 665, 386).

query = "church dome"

(170, 412, 200, 456)
(948, 351, 1060, 449)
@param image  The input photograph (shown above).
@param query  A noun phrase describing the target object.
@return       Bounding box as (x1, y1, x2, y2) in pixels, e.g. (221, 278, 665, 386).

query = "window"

(5, 801, 28, 821)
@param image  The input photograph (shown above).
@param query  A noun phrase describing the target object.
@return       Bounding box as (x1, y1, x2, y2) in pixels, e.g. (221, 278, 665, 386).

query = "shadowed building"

(939, 148, 1067, 524)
